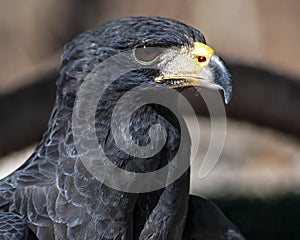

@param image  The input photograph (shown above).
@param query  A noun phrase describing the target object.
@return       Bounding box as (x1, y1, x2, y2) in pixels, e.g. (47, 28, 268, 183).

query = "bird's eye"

(197, 56, 207, 63)
(134, 46, 162, 63)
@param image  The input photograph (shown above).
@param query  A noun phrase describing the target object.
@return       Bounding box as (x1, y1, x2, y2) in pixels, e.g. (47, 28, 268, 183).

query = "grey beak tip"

(224, 92, 231, 104)
(210, 55, 233, 104)
(224, 83, 233, 104)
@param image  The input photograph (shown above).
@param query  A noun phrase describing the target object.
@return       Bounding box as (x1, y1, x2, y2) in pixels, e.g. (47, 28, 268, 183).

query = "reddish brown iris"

(197, 56, 207, 63)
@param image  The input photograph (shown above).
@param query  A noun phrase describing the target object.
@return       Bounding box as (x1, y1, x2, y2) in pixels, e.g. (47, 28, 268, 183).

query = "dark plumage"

(0, 17, 243, 239)
(0, 212, 38, 240)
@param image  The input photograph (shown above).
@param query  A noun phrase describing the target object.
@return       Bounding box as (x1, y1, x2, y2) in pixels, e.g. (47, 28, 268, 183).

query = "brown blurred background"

(1, 0, 300, 91)
(0, 1, 300, 239)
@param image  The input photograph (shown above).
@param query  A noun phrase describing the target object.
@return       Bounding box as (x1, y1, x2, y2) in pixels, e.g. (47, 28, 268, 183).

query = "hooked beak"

(198, 54, 232, 104)
(155, 42, 233, 104)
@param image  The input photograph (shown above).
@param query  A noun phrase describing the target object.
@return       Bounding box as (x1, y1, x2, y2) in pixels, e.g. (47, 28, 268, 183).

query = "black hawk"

(0, 17, 244, 240)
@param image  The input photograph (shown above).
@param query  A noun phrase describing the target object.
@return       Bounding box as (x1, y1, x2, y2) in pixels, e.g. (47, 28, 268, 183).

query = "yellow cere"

(191, 42, 215, 68)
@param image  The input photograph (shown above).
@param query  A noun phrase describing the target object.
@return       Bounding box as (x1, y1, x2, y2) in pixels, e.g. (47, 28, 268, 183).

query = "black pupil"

(135, 46, 161, 62)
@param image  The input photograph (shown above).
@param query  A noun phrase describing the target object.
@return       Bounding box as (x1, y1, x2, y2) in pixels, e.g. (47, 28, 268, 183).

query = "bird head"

(133, 42, 232, 104)
(60, 16, 232, 104)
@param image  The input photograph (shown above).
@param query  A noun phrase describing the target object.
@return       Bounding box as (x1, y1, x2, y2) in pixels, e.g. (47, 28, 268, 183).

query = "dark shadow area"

(0, 71, 57, 156)
(185, 63, 300, 140)
(213, 194, 300, 240)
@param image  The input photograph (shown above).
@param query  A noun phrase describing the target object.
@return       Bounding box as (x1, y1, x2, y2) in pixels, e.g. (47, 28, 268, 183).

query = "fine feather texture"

(0, 17, 244, 240)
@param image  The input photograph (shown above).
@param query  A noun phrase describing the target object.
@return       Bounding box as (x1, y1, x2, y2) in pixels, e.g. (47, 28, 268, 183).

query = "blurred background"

(0, 1, 300, 239)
